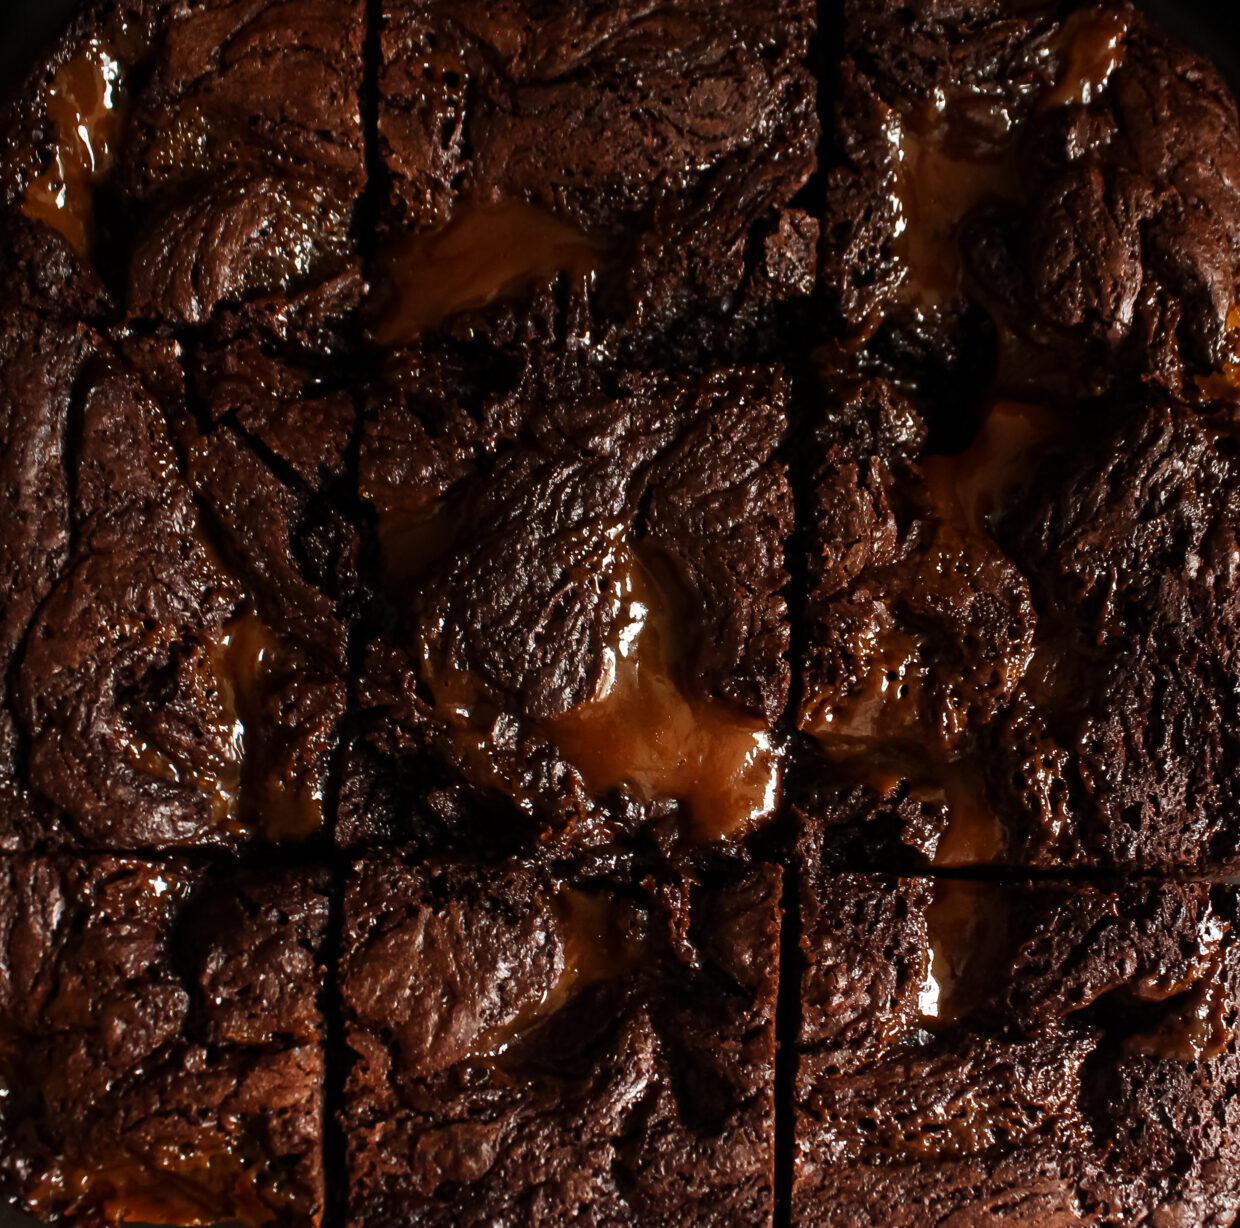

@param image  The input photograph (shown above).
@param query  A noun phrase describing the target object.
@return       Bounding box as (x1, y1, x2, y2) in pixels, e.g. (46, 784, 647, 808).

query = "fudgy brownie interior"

(4, 0, 1240, 1225)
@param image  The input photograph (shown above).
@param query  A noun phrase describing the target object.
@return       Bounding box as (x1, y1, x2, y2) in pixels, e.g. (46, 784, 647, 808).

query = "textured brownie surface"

(342, 356, 792, 857)
(989, 393, 1240, 870)
(823, 0, 1240, 410)
(0, 320, 346, 851)
(796, 0, 1240, 873)
(0, 857, 329, 1228)
(794, 368, 1035, 869)
(3, 0, 367, 331)
(121, 0, 366, 326)
(371, 0, 819, 365)
(178, 315, 364, 666)
(7, 0, 1240, 1224)
(795, 333, 1240, 874)
(339, 857, 781, 1227)
(0, 99, 353, 852)
(0, 226, 100, 850)
(794, 823, 1240, 1226)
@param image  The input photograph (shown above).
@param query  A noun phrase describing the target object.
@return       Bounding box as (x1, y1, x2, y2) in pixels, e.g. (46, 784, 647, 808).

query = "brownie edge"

(339, 857, 782, 1227)
(0, 857, 330, 1228)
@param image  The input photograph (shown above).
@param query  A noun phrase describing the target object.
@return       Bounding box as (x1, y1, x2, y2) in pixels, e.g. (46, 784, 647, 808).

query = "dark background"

(0, 0, 1238, 1227)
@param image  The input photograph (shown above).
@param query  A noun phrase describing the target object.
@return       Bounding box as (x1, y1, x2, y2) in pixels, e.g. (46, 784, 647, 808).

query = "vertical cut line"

(356, 0, 388, 282)
(318, 414, 364, 1228)
(327, 381, 375, 849)
(333, 0, 389, 855)
(319, 0, 384, 1214)
(769, 0, 846, 1219)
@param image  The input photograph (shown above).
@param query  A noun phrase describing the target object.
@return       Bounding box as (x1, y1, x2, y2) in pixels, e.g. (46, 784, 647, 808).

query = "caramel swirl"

(23, 41, 126, 256)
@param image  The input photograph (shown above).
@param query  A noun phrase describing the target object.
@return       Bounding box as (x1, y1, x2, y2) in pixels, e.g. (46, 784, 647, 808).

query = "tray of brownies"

(2, 0, 1240, 1225)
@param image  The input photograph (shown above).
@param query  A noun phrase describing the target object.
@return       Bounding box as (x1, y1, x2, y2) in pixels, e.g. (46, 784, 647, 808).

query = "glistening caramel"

(374, 201, 601, 342)
(422, 535, 781, 843)
(23, 41, 126, 257)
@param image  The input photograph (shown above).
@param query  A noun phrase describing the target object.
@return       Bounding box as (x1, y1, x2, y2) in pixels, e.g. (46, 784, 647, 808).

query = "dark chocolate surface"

(0, 857, 329, 1228)
(796, 0, 1240, 875)
(342, 357, 792, 858)
(339, 857, 781, 1227)
(4, 0, 1240, 1225)
(372, 0, 819, 367)
(794, 819, 1240, 1225)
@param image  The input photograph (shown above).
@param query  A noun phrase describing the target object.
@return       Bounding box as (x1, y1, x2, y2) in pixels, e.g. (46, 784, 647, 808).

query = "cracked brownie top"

(4, 0, 1240, 1225)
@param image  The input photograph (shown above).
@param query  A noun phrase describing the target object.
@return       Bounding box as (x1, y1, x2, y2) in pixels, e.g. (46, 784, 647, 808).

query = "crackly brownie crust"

(0, 857, 329, 1228)
(823, 0, 1240, 409)
(178, 319, 364, 666)
(339, 857, 781, 1227)
(988, 394, 1240, 870)
(0, 240, 100, 849)
(5, 0, 1240, 1224)
(794, 821, 1240, 1226)
(371, 0, 819, 365)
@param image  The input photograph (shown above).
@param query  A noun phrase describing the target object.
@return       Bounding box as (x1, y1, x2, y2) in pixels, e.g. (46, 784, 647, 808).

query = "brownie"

(792, 365, 1041, 871)
(0, 856, 329, 1227)
(341, 356, 792, 856)
(986, 391, 1240, 871)
(0, 326, 346, 851)
(794, 822, 1240, 1226)
(339, 857, 781, 1226)
(822, 0, 1240, 411)
(178, 318, 364, 666)
(8, 0, 1240, 1222)
(1, 1, 169, 267)
(0, 237, 102, 849)
(121, 0, 367, 327)
(3, 0, 366, 330)
(794, 347, 1240, 873)
(370, 0, 819, 365)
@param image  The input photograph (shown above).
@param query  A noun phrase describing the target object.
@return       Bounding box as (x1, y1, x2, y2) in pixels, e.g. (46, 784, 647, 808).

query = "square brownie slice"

(794, 823, 1240, 1225)
(823, 0, 1240, 407)
(984, 392, 1240, 873)
(1, 0, 170, 269)
(370, 0, 818, 364)
(342, 357, 792, 858)
(794, 358, 1240, 874)
(792, 367, 1036, 871)
(1, 335, 345, 852)
(4, 0, 367, 327)
(119, 0, 367, 326)
(0, 856, 329, 1227)
(339, 856, 781, 1227)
